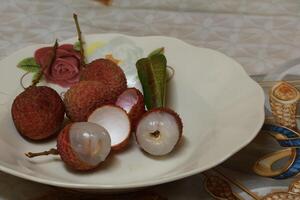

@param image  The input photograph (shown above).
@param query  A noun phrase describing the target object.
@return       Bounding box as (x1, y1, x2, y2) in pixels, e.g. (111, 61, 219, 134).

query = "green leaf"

(150, 54, 167, 106)
(74, 41, 81, 51)
(136, 53, 167, 110)
(148, 47, 164, 58)
(17, 57, 40, 72)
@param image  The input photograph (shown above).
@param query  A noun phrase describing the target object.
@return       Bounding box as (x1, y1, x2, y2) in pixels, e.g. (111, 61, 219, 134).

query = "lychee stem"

(73, 13, 86, 68)
(25, 148, 59, 158)
(31, 40, 59, 87)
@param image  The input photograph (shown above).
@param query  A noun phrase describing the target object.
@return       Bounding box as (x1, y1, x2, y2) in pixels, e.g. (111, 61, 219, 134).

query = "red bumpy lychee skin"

(80, 59, 127, 99)
(11, 86, 65, 140)
(64, 81, 114, 122)
(115, 88, 145, 131)
(57, 124, 95, 171)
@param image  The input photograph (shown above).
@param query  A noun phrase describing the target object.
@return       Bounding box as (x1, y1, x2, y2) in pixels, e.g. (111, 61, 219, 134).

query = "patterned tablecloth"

(1, 0, 300, 199)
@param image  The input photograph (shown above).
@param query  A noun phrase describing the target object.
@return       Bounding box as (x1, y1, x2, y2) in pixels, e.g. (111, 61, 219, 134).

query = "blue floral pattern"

(262, 124, 300, 179)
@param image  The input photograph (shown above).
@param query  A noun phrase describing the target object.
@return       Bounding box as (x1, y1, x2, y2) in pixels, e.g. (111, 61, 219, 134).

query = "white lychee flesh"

(88, 105, 131, 150)
(115, 89, 139, 113)
(136, 111, 181, 156)
(69, 122, 111, 166)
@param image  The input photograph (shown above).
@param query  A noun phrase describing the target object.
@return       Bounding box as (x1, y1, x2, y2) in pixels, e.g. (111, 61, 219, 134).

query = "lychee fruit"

(88, 105, 131, 151)
(135, 108, 183, 156)
(81, 58, 127, 99)
(115, 88, 145, 131)
(26, 122, 111, 171)
(64, 81, 114, 122)
(11, 86, 65, 140)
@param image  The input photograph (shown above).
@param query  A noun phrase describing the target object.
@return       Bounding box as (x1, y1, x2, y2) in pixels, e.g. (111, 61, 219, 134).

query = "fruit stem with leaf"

(135, 48, 183, 156)
(136, 47, 167, 109)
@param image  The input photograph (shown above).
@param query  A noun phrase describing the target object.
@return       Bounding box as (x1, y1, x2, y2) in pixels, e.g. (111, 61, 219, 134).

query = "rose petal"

(59, 44, 74, 51)
(57, 45, 81, 60)
(34, 44, 82, 87)
(51, 57, 79, 80)
(43, 57, 80, 87)
(34, 47, 53, 68)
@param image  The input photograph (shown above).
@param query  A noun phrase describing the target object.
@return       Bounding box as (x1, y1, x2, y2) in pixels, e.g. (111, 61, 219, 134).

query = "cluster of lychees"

(12, 58, 182, 171)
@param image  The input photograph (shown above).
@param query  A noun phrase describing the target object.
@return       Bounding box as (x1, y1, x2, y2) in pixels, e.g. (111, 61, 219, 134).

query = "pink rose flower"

(34, 44, 81, 87)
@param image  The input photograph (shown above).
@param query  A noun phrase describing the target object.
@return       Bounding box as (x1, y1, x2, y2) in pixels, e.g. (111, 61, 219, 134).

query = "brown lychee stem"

(73, 13, 86, 68)
(25, 148, 59, 158)
(31, 40, 59, 87)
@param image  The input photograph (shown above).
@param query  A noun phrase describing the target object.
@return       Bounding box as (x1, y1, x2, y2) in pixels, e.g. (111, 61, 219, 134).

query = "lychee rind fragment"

(115, 88, 145, 131)
(11, 86, 65, 140)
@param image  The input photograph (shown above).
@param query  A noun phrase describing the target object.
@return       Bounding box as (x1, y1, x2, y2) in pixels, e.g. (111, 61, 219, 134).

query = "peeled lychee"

(115, 88, 145, 130)
(135, 108, 183, 156)
(64, 81, 114, 122)
(81, 59, 127, 99)
(57, 122, 111, 170)
(88, 105, 131, 151)
(26, 122, 111, 171)
(11, 86, 65, 140)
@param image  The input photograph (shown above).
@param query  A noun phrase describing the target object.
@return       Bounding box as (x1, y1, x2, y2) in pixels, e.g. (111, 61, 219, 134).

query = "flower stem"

(73, 13, 86, 68)
(20, 72, 30, 90)
(25, 148, 59, 158)
(31, 40, 58, 87)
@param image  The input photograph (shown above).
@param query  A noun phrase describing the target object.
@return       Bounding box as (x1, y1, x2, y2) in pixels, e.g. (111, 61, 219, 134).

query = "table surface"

(1, 0, 300, 199)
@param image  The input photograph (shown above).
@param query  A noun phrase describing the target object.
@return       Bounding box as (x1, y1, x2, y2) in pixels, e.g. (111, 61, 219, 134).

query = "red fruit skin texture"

(57, 124, 96, 171)
(64, 81, 114, 122)
(11, 86, 65, 140)
(80, 59, 127, 99)
(135, 107, 183, 144)
(115, 88, 145, 131)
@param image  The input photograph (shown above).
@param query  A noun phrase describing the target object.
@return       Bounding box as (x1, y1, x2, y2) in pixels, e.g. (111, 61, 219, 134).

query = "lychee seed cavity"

(150, 130, 161, 140)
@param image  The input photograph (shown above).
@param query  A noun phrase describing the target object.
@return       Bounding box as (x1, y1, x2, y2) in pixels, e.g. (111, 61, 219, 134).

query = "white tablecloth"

(0, 0, 299, 199)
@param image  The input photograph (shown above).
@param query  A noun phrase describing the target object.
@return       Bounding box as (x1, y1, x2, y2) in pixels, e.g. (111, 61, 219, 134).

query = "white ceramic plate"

(0, 34, 264, 191)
